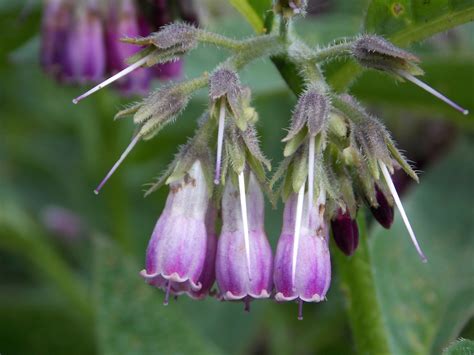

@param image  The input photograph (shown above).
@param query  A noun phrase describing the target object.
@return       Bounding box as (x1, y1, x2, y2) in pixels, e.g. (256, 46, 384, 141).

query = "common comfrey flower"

(74, 4, 470, 315)
(216, 172, 273, 310)
(352, 35, 468, 115)
(105, 0, 151, 95)
(40, 0, 72, 79)
(62, 0, 106, 84)
(330, 93, 427, 262)
(140, 160, 210, 304)
(274, 190, 331, 320)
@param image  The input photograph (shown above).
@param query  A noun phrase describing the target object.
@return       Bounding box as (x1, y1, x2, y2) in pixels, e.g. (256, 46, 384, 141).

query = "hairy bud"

(284, 87, 330, 141)
(124, 23, 198, 54)
(352, 35, 422, 75)
(209, 68, 240, 100)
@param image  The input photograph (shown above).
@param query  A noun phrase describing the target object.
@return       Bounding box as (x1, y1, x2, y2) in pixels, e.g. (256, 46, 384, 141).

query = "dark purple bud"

(331, 210, 359, 256)
(62, 1, 106, 84)
(40, 0, 72, 78)
(141, 161, 209, 303)
(105, 0, 151, 95)
(216, 173, 273, 303)
(370, 185, 394, 229)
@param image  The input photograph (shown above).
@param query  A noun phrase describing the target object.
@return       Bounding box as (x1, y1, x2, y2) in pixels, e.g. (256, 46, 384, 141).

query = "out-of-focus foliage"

(0, 0, 473, 354)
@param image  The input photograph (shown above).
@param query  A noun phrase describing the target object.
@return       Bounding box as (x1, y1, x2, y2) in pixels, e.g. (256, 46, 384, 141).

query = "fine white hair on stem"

(307, 135, 315, 217)
(214, 101, 226, 184)
(292, 181, 306, 289)
(72, 54, 151, 104)
(94, 134, 141, 195)
(238, 171, 252, 280)
(379, 161, 427, 262)
(396, 70, 469, 115)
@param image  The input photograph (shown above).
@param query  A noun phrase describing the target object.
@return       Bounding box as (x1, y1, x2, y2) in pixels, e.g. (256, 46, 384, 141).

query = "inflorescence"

(70, 0, 468, 319)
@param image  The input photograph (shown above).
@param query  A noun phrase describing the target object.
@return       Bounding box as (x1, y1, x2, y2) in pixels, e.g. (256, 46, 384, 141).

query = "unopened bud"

(352, 35, 422, 75)
(370, 185, 394, 229)
(331, 210, 359, 256)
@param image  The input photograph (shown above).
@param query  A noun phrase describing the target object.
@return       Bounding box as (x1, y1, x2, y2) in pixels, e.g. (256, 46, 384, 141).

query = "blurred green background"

(1, 1, 473, 354)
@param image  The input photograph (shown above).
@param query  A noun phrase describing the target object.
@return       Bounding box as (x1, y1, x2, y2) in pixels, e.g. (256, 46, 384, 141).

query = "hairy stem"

(332, 213, 392, 354)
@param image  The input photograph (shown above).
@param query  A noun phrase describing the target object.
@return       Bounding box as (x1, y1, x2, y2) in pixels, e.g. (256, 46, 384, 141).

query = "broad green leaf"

(370, 138, 474, 355)
(443, 339, 474, 355)
(94, 238, 222, 355)
(365, 0, 474, 46)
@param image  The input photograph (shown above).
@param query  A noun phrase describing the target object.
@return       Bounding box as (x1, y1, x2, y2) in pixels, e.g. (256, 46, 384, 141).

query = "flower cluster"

(72, 1, 468, 319)
(40, 0, 195, 95)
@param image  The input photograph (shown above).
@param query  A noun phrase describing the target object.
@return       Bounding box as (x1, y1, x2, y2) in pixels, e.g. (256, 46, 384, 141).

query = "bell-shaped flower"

(274, 190, 331, 319)
(216, 173, 273, 308)
(140, 160, 209, 304)
(62, 1, 106, 84)
(105, 0, 151, 95)
(40, 0, 73, 79)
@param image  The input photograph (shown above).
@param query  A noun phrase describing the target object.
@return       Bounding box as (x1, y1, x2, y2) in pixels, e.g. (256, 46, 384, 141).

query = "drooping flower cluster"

(40, 0, 195, 94)
(71, 0, 469, 319)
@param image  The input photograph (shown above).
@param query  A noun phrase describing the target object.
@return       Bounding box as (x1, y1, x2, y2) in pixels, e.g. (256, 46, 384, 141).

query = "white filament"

(396, 70, 468, 115)
(73, 54, 151, 104)
(238, 171, 252, 280)
(214, 101, 226, 184)
(379, 161, 427, 262)
(292, 181, 306, 288)
(307, 135, 315, 217)
(94, 134, 140, 195)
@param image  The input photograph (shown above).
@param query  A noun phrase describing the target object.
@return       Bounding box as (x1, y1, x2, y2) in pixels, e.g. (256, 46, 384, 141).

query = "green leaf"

(228, 0, 271, 33)
(94, 238, 222, 355)
(370, 138, 474, 355)
(365, 0, 474, 46)
(443, 339, 474, 355)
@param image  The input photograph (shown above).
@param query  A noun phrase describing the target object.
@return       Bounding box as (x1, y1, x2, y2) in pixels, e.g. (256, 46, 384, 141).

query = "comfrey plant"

(73, 0, 468, 319)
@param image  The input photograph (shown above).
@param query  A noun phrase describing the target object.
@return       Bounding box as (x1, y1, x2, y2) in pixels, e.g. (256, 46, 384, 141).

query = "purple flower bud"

(141, 160, 209, 304)
(216, 173, 273, 305)
(331, 210, 359, 256)
(370, 185, 394, 229)
(62, 2, 106, 84)
(274, 192, 331, 305)
(40, 0, 72, 78)
(105, 0, 151, 95)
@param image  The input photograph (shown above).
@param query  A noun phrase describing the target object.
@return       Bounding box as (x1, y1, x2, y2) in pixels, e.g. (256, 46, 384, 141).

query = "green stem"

(196, 30, 242, 50)
(310, 41, 353, 63)
(332, 213, 391, 354)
